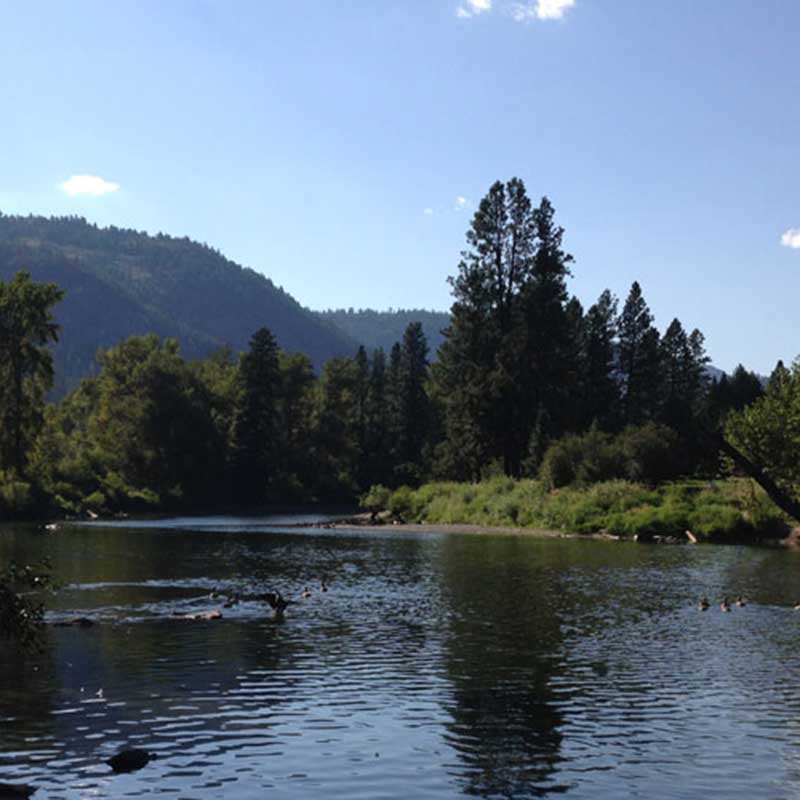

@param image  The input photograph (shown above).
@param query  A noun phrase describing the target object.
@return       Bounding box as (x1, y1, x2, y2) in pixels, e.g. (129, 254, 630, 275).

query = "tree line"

(0, 178, 793, 519)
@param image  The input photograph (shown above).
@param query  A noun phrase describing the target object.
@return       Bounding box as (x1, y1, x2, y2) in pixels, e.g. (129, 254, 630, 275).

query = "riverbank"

(317, 513, 622, 540)
(358, 477, 792, 544)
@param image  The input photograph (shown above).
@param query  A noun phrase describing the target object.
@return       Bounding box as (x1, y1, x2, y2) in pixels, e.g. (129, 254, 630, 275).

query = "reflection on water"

(2, 519, 800, 798)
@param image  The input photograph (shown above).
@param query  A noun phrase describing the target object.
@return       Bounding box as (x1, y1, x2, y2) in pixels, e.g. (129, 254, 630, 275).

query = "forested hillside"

(319, 308, 451, 355)
(0, 214, 357, 393)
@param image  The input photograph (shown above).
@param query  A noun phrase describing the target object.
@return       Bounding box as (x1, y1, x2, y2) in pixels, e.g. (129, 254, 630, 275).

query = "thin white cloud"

(424, 207, 434, 215)
(510, 0, 575, 21)
(534, 0, 575, 19)
(455, 196, 469, 210)
(456, 0, 491, 18)
(60, 174, 120, 197)
(781, 228, 800, 249)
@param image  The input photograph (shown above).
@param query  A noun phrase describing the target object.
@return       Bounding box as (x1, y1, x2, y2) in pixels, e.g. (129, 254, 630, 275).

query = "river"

(2, 515, 800, 799)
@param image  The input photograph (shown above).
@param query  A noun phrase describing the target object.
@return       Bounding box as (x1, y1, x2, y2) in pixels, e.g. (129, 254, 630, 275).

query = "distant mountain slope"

(318, 308, 451, 356)
(0, 214, 357, 394)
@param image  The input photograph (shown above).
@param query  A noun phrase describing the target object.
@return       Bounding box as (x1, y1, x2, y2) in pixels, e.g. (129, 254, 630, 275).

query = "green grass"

(361, 478, 790, 543)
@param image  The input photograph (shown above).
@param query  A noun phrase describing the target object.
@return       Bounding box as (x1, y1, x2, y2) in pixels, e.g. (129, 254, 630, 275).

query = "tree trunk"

(715, 433, 800, 524)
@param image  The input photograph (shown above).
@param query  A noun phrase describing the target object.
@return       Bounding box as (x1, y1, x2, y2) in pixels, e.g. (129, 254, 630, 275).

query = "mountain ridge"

(0, 213, 358, 393)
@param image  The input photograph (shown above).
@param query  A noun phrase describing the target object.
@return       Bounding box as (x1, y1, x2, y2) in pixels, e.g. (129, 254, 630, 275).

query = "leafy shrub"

(360, 484, 392, 514)
(619, 423, 685, 484)
(388, 486, 417, 521)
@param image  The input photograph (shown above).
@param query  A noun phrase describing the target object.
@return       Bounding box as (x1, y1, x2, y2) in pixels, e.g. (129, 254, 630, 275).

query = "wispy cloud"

(423, 207, 434, 216)
(781, 228, 800, 249)
(455, 0, 492, 18)
(510, 0, 576, 22)
(60, 174, 120, 197)
(533, 0, 575, 19)
(455, 196, 469, 210)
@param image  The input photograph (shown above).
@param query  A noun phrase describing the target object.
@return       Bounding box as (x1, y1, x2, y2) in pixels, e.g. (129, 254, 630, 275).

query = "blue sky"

(1, 0, 798, 373)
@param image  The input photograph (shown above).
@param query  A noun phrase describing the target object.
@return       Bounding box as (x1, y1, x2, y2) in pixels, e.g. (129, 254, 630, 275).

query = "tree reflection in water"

(437, 535, 570, 797)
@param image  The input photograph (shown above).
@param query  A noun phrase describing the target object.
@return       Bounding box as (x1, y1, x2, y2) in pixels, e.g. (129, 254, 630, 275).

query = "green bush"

(360, 484, 392, 514)
(388, 486, 416, 521)
(619, 423, 685, 484)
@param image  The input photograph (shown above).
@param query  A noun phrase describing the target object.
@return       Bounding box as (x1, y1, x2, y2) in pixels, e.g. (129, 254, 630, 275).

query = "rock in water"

(0, 783, 36, 799)
(106, 749, 156, 773)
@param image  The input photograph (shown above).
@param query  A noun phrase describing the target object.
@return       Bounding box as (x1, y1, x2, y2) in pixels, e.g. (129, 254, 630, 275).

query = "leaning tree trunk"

(714, 433, 800, 524)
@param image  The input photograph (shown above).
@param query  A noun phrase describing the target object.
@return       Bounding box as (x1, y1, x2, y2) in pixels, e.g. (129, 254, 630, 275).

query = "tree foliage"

(725, 358, 800, 504)
(0, 271, 63, 478)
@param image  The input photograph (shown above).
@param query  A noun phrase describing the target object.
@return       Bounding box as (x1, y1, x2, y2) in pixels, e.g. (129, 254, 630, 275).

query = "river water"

(2, 516, 800, 799)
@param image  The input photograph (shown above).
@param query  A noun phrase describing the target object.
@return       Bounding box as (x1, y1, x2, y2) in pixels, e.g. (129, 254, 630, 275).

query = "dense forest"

(0, 179, 796, 531)
(0, 213, 358, 394)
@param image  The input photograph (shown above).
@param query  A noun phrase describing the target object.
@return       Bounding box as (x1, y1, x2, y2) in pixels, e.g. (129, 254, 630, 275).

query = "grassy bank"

(362, 478, 790, 542)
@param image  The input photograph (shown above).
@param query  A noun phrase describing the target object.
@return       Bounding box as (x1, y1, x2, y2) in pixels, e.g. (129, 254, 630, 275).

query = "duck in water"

(261, 590, 292, 617)
(735, 596, 747, 607)
(721, 596, 731, 612)
(698, 597, 710, 611)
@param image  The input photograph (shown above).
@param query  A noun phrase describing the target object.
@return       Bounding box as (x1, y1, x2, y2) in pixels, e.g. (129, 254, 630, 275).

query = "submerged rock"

(0, 783, 37, 799)
(53, 617, 95, 628)
(106, 748, 157, 773)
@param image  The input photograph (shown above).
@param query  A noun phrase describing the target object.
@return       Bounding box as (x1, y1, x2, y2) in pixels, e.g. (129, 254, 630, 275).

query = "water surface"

(2, 516, 800, 799)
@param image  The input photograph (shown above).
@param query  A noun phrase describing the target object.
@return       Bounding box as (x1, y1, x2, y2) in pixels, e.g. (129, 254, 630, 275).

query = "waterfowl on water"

(106, 749, 157, 774)
(301, 587, 312, 599)
(793, 600, 800, 611)
(720, 596, 731, 612)
(261, 590, 291, 615)
(735, 596, 747, 607)
(698, 597, 710, 611)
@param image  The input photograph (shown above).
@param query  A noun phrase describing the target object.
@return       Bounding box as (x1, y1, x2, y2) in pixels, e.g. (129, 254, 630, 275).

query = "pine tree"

(231, 327, 282, 504)
(436, 179, 575, 477)
(0, 271, 64, 478)
(580, 289, 619, 429)
(395, 322, 430, 482)
(617, 282, 662, 424)
(363, 348, 390, 486)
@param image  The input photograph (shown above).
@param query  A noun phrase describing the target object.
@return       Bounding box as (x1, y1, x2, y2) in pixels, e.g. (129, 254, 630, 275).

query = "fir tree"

(580, 289, 619, 429)
(231, 327, 282, 504)
(618, 282, 662, 424)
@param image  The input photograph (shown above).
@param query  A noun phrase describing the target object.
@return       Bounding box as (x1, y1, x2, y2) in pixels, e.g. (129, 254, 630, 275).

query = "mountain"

(318, 308, 451, 357)
(0, 214, 358, 394)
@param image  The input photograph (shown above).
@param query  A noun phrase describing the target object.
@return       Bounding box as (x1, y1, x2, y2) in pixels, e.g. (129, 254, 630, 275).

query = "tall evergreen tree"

(580, 289, 619, 429)
(436, 179, 574, 477)
(617, 282, 662, 424)
(363, 348, 390, 486)
(0, 271, 64, 478)
(231, 327, 282, 504)
(394, 322, 431, 483)
(278, 352, 316, 497)
(520, 196, 576, 445)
